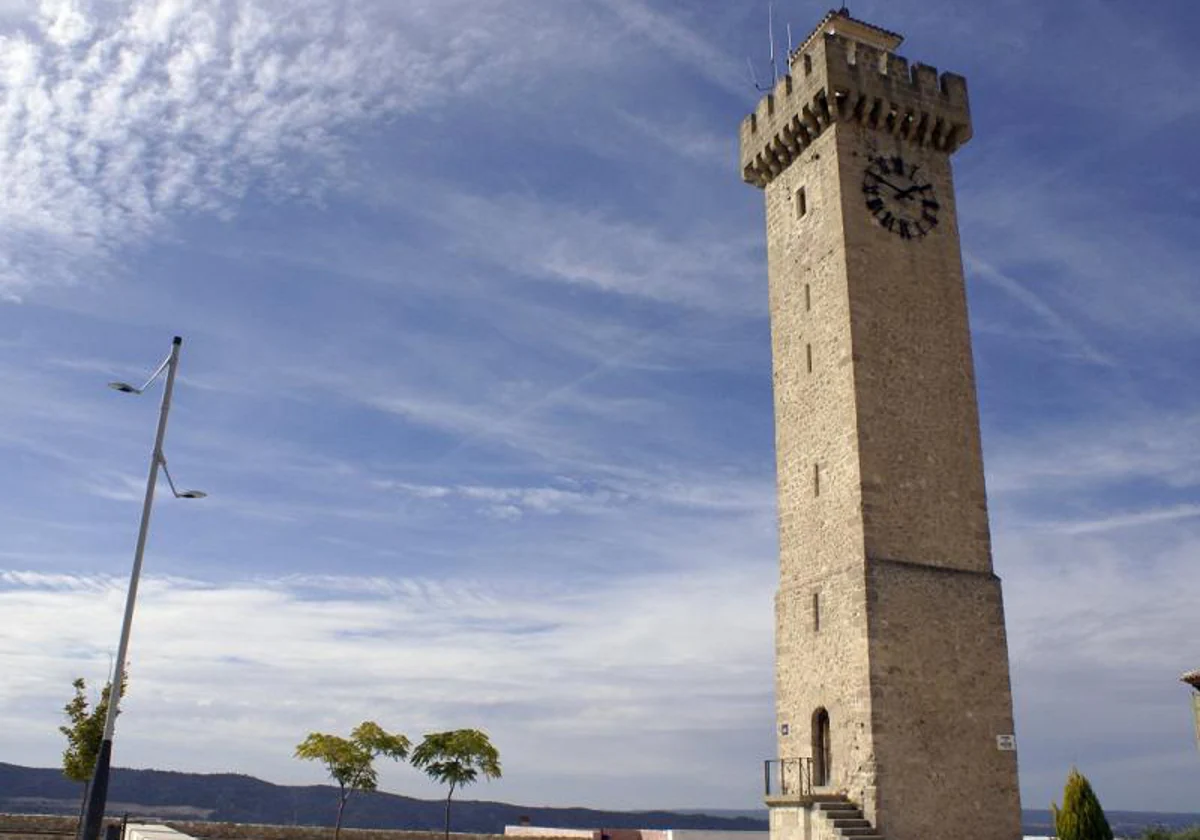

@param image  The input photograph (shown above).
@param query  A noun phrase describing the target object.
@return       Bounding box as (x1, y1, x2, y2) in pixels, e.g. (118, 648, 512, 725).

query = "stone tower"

(739, 10, 1021, 840)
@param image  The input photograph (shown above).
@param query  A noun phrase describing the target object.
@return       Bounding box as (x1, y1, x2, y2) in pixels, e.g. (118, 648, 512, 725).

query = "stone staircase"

(812, 797, 883, 840)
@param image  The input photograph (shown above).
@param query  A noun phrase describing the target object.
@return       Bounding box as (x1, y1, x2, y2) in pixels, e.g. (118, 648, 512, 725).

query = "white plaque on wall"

(996, 734, 1017, 751)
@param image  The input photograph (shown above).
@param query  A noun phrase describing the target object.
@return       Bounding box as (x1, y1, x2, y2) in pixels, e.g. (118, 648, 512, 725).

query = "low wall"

(0, 815, 579, 840)
(0, 814, 78, 839)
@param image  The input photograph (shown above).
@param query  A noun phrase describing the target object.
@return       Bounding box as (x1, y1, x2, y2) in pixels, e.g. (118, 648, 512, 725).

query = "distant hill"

(2, 764, 1197, 837)
(0, 764, 767, 832)
(1021, 809, 1200, 838)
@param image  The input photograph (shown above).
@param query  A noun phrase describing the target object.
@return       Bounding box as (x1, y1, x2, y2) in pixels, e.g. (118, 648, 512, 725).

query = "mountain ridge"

(2, 764, 1198, 836)
(0, 763, 766, 832)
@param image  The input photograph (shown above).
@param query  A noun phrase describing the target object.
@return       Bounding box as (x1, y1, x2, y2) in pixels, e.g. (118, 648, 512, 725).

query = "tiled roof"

(797, 7, 904, 55)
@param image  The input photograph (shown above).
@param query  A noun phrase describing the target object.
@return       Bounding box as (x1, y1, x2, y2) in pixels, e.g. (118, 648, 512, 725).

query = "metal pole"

(1184, 671, 1200, 753)
(1192, 693, 1200, 753)
(78, 336, 183, 840)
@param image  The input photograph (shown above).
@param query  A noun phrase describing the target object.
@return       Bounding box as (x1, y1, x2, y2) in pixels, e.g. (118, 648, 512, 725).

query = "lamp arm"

(136, 353, 174, 393)
(159, 456, 182, 498)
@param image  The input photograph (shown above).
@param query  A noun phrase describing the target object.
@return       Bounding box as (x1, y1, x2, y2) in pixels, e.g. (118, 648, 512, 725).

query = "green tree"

(60, 675, 126, 827)
(410, 729, 501, 840)
(1141, 829, 1200, 840)
(1052, 767, 1113, 840)
(294, 721, 410, 840)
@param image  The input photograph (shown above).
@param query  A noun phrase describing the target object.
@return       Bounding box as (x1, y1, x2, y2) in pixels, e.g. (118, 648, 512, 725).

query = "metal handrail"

(764, 756, 813, 797)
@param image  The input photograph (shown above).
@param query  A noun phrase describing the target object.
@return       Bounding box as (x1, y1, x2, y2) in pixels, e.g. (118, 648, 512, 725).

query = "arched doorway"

(812, 707, 832, 787)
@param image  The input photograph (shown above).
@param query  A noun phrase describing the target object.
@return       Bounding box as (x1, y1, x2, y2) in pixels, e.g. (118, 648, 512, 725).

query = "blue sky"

(0, 0, 1197, 816)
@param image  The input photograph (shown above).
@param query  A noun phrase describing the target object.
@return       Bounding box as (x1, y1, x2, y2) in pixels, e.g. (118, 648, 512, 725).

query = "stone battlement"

(739, 33, 971, 188)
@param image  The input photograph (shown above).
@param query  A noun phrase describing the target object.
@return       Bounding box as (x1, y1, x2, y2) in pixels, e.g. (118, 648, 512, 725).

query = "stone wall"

(837, 120, 992, 576)
(763, 115, 876, 815)
(865, 560, 1021, 840)
(0, 814, 573, 840)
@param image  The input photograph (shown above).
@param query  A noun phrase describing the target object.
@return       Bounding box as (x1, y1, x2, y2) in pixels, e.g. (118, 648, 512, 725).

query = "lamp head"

(158, 459, 207, 501)
(108, 382, 142, 394)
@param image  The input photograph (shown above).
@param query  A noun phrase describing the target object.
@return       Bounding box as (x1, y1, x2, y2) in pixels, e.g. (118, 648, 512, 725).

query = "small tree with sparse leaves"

(411, 729, 501, 840)
(60, 675, 125, 825)
(294, 722, 410, 840)
(1052, 767, 1113, 840)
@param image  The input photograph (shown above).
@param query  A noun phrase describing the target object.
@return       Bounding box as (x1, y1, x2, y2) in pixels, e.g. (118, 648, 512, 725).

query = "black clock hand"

(865, 171, 908, 195)
(896, 183, 934, 200)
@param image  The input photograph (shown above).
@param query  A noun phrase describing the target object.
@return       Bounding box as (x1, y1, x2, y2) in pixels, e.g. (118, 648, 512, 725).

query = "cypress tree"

(1052, 767, 1113, 840)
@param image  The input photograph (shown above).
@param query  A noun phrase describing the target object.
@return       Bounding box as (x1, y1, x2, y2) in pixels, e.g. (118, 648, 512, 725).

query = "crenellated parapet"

(739, 31, 971, 189)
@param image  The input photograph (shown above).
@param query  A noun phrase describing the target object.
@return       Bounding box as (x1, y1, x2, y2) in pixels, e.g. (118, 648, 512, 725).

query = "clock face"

(862, 154, 939, 240)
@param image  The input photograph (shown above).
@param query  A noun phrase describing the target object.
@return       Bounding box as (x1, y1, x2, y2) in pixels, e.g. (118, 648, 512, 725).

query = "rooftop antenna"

(747, 1, 781, 92)
(768, 1, 777, 85)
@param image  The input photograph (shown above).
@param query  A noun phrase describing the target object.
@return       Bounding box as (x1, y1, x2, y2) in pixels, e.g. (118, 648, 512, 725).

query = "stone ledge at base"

(764, 794, 847, 807)
(0, 815, 581, 840)
(126, 825, 196, 840)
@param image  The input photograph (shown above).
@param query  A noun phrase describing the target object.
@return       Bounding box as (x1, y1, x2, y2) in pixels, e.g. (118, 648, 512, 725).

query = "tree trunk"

(76, 784, 88, 832)
(443, 782, 457, 840)
(334, 786, 348, 840)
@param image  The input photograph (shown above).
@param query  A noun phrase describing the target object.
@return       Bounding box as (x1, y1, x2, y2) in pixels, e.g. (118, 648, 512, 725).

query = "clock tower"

(740, 10, 1021, 840)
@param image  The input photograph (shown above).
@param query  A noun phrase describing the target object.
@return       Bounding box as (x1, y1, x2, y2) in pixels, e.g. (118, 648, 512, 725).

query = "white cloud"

(965, 179, 1200, 343)
(999, 522, 1200, 809)
(1045, 503, 1200, 536)
(615, 108, 734, 168)
(400, 187, 763, 312)
(0, 0, 642, 301)
(596, 0, 744, 96)
(0, 565, 775, 806)
(415, 481, 628, 518)
(0, 0, 388, 295)
(964, 252, 1113, 367)
(987, 405, 1200, 496)
(374, 471, 773, 521)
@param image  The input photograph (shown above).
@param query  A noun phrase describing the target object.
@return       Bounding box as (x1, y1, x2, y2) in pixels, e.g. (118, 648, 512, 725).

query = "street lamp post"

(77, 336, 205, 840)
(1183, 670, 1200, 753)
